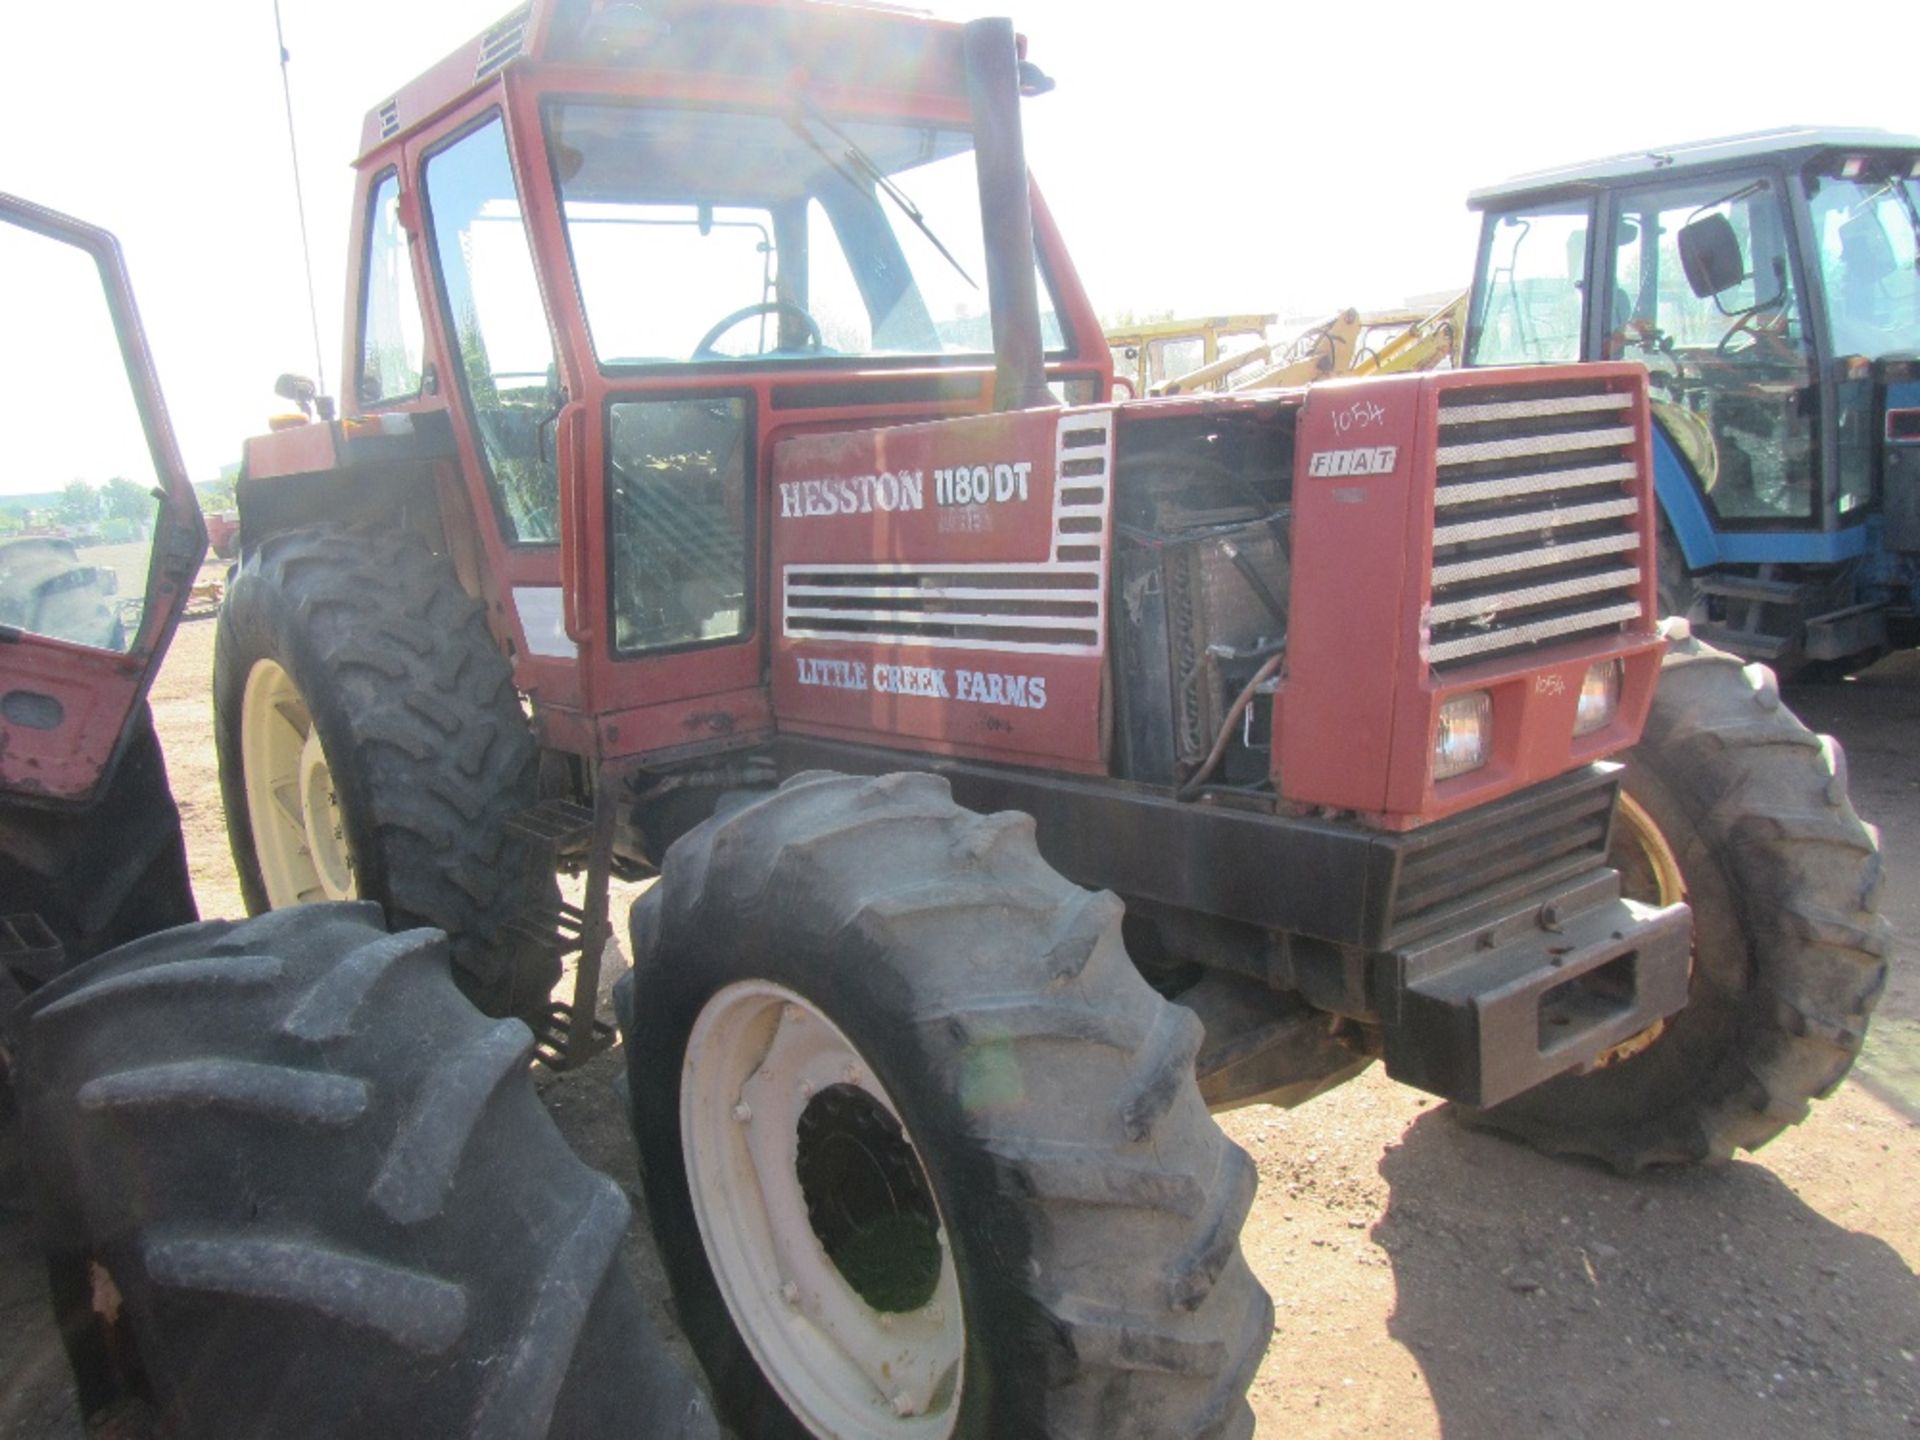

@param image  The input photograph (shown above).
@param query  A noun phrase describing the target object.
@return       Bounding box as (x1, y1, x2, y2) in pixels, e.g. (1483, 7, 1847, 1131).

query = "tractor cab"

(271, 0, 1106, 763)
(1464, 128, 1920, 666)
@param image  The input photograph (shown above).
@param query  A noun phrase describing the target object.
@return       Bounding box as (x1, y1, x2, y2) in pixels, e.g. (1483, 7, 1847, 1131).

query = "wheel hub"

(682, 982, 963, 1438)
(1595, 790, 1690, 1067)
(298, 725, 354, 900)
(240, 659, 356, 907)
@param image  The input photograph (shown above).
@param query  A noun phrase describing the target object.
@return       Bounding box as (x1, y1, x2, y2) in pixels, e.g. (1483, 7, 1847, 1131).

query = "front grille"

(1425, 382, 1645, 669)
(1384, 766, 1619, 947)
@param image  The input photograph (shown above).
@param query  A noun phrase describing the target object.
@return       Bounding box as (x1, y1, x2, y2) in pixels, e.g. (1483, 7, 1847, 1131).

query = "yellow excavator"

(1107, 291, 1469, 397)
(1102, 313, 1276, 396)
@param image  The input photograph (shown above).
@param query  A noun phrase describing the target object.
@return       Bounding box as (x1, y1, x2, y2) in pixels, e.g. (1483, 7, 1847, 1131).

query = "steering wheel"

(692, 300, 823, 359)
(1716, 305, 1794, 360)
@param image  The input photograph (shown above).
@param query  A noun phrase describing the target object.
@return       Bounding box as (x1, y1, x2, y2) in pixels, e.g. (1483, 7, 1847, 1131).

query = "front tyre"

(12, 904, 718, 1439)
(622, 772, 1270, 1439)
(214, 525, 558, 1018)
(1464, 629, 1889, 1171)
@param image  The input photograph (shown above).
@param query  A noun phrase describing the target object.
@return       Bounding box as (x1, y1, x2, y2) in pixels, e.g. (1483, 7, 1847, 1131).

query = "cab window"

(422, 115, 561, 543)
(546, 103, 1067, 369)
(1466, 201, 1591, 365)
(1606, 175, 1816, 522)
(356, 172, 425, 408)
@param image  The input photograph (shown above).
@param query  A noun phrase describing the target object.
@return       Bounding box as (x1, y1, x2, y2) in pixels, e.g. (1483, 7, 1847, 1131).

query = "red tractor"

(0, 197, 716, 1438)
(207, 3, 1887, 1435)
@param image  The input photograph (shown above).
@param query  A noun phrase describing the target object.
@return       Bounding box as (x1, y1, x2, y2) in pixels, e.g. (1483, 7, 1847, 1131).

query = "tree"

(57, 479, 99, 526)
(196, 476, 236, 512)
(102, 476, 152, 524)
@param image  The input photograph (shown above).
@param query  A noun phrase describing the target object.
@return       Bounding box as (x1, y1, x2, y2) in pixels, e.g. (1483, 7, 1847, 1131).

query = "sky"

(2, 0, 1912, 479)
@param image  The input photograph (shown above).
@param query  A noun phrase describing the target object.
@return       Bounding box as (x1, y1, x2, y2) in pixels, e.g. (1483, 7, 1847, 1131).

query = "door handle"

(556, 402, 591, 644)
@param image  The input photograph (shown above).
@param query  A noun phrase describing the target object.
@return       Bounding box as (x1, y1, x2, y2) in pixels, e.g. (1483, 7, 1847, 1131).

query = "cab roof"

(1469, 127, 1920, 210)
(357, 0, 974, 164)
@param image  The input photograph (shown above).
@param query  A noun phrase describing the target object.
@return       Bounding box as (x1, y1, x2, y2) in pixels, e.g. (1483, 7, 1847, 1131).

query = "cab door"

(1600, 170, 1821, 529)
(0, 194, 204, 806)
(493, 91, 772, 764)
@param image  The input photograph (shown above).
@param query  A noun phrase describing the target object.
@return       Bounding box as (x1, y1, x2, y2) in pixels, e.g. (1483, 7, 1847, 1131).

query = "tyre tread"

(628, 772, 1269, 1438)
(214, 526, 557, 1018)
(1468, 632, 1890, 1170)
(15, 906, 717, 1440)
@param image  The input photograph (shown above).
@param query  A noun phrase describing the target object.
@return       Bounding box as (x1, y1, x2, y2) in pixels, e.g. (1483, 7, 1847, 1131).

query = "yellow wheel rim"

(241, 659, 357, 907)
(1595, 790, 1689, 1066)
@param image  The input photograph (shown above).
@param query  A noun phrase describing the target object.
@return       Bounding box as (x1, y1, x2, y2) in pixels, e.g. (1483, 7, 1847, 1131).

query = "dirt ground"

(3, 590, 1916, 1438)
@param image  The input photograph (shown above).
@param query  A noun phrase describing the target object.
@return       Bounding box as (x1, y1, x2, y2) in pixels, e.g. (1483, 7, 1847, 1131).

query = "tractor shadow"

(1371, 1105, 1920, 1439)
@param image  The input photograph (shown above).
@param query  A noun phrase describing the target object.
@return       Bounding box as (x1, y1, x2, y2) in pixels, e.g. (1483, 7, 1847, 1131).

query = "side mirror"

(275, 371, 318, 413)
(274, 372, 336, 422)
(1678, 213, 1746, 298)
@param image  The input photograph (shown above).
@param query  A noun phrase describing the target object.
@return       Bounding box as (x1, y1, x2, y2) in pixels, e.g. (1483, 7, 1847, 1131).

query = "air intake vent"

(476, 6, 531, 79)
(1053, 415, 1111, 563)
(782, 413, 1114, 656)
(784, 569, 1101, 652)
(377, 100, 400, 140)
(1425, 383, 1644, 668)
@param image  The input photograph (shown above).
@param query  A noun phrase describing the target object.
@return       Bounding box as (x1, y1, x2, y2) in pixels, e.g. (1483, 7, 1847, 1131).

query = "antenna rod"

(274, 0, 329, 402)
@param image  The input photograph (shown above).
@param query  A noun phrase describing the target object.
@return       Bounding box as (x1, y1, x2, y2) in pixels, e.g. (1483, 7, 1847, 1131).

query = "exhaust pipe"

(963, 17, 1056, 413)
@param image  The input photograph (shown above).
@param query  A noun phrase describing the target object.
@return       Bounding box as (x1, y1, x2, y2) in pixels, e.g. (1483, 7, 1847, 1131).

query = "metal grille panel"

(1426, 382, 1645, 668)
(476, 7, 530, 78)
(1387, 767, 1619, 945)
(783, 414, 1114, 656)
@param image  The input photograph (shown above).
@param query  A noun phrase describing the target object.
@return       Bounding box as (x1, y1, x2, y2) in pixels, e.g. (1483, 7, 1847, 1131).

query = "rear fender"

(1652, 423, 1720, 571)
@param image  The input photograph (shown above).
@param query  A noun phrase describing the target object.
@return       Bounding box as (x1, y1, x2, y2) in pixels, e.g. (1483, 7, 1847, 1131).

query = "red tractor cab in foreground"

(215, 4, 1885, 1436)
(0, 194, 204, 984)
(0, 195, 720, 1440)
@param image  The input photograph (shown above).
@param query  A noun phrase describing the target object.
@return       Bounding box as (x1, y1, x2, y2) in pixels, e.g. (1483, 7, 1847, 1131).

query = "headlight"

(1433, 690, 1492, 781)
(1574, 659, 1624, 737)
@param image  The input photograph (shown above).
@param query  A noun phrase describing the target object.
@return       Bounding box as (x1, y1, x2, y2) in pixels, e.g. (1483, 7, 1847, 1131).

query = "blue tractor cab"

(1465, 127, 1920, 673)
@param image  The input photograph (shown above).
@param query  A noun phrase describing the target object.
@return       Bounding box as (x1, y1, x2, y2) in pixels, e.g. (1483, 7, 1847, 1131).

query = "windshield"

(1465, 200, 1591, 366)
(545, 103, 1066, 368)
(1806, 160, 1920, 359)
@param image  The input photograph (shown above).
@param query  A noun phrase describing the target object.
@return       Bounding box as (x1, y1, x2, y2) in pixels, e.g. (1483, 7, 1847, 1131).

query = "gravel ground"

(3, 592, 1914, 1438)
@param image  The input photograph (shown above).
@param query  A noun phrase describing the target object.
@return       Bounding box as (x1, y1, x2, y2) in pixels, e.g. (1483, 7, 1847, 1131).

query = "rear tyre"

(623, 771, 1271, 1439)
(12, 903, 718, 1440)
(1654, 517, 1702, 625)
(214, 525, 559, 1018)
(1462, 628, 1889, 1171)
(0, 705, 195, 990)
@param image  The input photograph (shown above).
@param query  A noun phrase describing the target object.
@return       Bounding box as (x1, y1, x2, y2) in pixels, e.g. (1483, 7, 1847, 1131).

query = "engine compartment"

(1111, 407, 1297, 790)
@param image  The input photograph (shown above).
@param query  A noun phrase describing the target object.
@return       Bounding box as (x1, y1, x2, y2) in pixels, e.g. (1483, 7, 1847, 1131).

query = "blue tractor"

(1464, 128, 1920, 674)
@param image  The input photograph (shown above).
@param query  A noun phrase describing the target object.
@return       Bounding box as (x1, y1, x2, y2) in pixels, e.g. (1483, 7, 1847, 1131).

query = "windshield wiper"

(792, 105, 977, 291)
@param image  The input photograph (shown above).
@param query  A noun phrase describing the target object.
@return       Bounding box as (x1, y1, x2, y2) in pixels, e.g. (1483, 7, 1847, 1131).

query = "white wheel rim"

(240, 658, 356, 906)
(682, 981, 964, 1439)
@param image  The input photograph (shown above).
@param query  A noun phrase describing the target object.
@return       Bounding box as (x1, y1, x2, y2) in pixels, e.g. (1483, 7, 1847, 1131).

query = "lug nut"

(780, 1280, 799, 1307)
(891, 1392, 916, 1417)
(732, 1102, 752, 1123)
